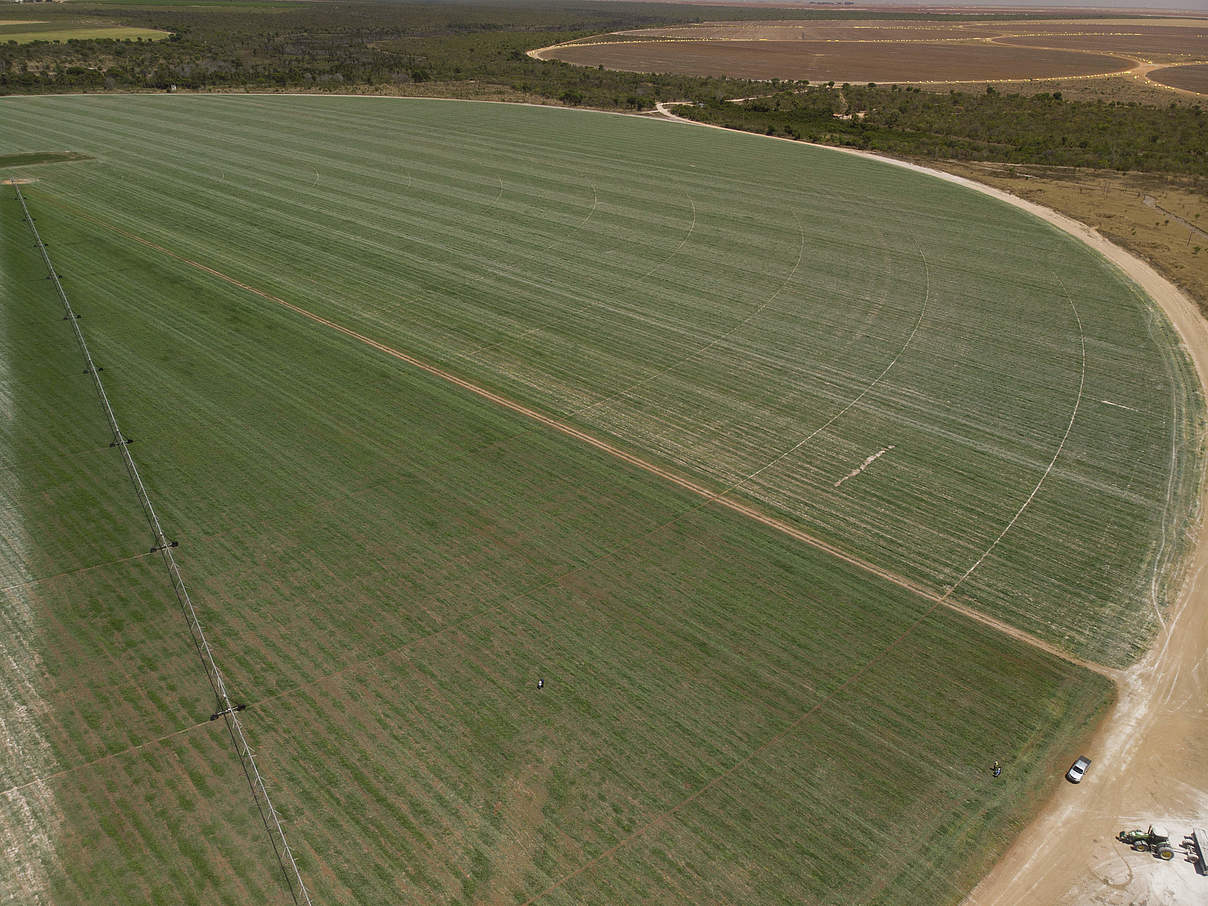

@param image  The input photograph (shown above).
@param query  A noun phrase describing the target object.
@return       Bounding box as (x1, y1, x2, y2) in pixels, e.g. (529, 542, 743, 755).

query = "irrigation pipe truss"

(12, 184, 313, 906)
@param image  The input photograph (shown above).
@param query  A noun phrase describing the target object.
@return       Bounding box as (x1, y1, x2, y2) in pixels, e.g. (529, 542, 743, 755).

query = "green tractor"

(1118, 825, 1175, 860)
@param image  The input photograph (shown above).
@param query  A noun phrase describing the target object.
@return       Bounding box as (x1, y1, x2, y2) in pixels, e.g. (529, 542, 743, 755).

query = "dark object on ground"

(1118, 825, 1175, 860)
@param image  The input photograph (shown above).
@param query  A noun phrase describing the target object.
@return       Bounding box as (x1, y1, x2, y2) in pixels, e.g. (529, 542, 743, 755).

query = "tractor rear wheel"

(1159, 848, 1174, 861)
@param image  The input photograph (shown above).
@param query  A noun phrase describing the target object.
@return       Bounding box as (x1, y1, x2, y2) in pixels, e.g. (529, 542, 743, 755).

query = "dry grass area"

(538, 16, 1208, 86)
(928, 161, 1208, 312)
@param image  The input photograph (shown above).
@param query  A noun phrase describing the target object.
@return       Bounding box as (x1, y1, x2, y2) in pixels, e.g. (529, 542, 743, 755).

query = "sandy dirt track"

(653, 102, 1208, 905)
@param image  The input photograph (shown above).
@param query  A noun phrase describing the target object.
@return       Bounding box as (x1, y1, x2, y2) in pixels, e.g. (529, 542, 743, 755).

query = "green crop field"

(0, 151, 90, 169)
(0, 21, 170, 44)
(0, 95, 1197, 904)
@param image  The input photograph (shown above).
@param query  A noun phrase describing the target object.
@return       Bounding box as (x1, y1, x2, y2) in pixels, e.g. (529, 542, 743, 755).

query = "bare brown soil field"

(994, 31, 1208, 60)
(537, 17, 1208, 85)
(1150, 62, 1208, 94)
(545, 40, 1126, 83)
(617, 18, 1208, 44)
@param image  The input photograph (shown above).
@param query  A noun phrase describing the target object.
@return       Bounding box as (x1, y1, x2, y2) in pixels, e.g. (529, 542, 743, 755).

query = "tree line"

(679, 84, 1208, 175)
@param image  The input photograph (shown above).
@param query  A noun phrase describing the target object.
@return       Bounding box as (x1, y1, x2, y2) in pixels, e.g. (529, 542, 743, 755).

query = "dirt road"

(653, 102, 1208, 904)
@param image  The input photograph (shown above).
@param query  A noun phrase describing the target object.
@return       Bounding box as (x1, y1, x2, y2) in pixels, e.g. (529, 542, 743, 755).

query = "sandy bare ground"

(655, 101, 1208, 904)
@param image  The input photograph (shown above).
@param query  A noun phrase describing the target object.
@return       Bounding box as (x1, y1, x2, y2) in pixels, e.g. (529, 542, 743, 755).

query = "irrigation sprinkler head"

(211, 703, 248, 721)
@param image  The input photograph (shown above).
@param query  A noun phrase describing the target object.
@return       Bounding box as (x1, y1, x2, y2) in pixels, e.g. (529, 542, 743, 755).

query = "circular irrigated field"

(1150, 62, 1208, 94)
(0, 96, 1199, 906)
(536, 17, 1208, 84)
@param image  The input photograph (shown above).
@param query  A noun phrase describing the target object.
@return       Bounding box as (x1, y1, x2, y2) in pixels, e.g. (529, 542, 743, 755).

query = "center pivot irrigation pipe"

(12, 184, 314, 906)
